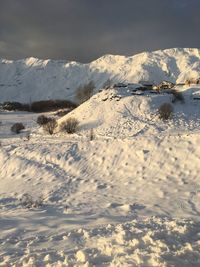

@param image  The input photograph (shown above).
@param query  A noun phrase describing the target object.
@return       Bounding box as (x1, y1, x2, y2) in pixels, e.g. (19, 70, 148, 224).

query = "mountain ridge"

(0, 48, 200, 102)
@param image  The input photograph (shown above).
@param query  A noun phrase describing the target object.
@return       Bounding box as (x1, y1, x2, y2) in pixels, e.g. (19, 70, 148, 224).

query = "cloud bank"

(0, 0, 199, 62)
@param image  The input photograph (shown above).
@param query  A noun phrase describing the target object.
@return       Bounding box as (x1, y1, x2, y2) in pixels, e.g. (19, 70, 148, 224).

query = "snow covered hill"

(1, 49, 200, 266)
(58, 85, 200, 138)
(1, 84, 200, 265)
(0, 48, 200, 102)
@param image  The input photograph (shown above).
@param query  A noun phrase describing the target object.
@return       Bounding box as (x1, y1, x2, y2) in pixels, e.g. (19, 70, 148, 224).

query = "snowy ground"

(0, 86, 200, 266)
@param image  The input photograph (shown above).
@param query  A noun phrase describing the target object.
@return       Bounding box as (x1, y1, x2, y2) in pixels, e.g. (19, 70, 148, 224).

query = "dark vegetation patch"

(2, 100, 77, 113)
(76, 81, 95, 104)
(11, 123, 25, 134)
(60, 117, 79, 134)
(171, 90, 185, 104)
(42, 117, 58, 135)
(158, 103, 173, 121)
(37, 115, 51, 126)
(3, 102, 30, 111)
(30, 100, 77, 112)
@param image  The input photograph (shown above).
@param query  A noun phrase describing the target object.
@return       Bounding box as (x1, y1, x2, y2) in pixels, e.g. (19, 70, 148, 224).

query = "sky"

(0, 0, 199, 62)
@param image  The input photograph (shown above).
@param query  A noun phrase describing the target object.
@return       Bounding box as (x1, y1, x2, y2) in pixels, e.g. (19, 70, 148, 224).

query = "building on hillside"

(156, 80, 175, 90)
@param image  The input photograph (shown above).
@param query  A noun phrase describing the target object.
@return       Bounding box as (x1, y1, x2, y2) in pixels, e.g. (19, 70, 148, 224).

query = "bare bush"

(60, 117, 79, 134)
(89, 128, 95, 141)
(158, 103, 173, 121)
(11, 123, 25, 134)
(171, 90, 185, 104)
(76, 81, 95, 104)
(43, 118, 58, 135)
(37, 115, 50, 126)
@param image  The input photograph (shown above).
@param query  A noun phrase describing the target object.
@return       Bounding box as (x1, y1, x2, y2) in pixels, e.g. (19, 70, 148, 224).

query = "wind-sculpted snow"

(0, 48, 200, 102)
(1, 83, 200, 265)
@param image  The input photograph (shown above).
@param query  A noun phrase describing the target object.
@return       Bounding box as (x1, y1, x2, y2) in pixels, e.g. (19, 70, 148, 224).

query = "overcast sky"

(0, 0, 199, 62)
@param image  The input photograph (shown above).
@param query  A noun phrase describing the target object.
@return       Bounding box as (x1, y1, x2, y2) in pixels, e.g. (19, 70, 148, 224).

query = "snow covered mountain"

(0, 48, 200, 102)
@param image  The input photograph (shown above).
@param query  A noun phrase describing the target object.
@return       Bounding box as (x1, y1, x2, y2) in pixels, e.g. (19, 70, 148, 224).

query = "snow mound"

(58, 85, 200, 138)
(0, 48, 200, 102)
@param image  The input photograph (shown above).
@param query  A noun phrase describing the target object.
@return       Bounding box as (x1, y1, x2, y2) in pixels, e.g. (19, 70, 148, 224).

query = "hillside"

(1, 50, 200, 266)
(58, 85, 200, 138)
(0, 48, 200, 103)
(1, 84, 200, 265)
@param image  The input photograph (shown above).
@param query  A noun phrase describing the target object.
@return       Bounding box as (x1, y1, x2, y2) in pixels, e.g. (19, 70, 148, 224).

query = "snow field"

(1, 61, 200, 265)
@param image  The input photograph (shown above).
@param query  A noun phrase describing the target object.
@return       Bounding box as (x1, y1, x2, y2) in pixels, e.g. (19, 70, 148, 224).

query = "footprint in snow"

(96, 183, 108, 189)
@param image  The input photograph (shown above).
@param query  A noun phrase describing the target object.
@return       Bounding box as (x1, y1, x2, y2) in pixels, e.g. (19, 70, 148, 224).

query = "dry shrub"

(171, 90, 185, 104)
(2, 100, 77, 113)
(60, 117, 79, 134)
(89, 129, 95, 141)
(158, 103, 173, 120)
(11, 123, 25, 134)
(43, 117, 58, 135)
(37, 115, 50, 126)
(76, 81, 95, 104)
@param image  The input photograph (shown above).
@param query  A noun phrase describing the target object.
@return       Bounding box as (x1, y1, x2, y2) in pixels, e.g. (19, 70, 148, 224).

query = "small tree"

(60, 117, 79, 134)
(171, 90, 185, 104)
(76, 81, 95, 104)
(11, 123, 25, 134)
(43, 118, 58, 135)
(158, 103, 173, 121)
(37, 115, 50, 126)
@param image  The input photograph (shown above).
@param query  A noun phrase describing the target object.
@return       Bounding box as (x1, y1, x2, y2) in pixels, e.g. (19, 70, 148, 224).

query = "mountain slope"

(0, 48, 200, 102)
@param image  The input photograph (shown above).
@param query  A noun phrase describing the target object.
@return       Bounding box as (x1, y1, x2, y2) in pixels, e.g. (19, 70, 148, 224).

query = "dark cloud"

(0, 0, 199, 62)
